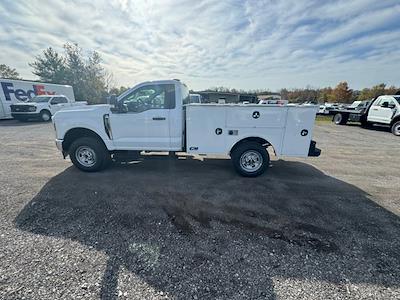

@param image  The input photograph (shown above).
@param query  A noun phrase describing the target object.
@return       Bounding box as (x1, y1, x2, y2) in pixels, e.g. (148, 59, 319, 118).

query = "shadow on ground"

(15, 158, 400, 299)
(0, 119, 47, 126)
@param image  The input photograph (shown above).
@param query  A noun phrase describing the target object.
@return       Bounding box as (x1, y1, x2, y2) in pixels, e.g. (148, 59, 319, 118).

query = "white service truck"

(53, 80, 321, 177)
(11, 95, 86, 122)
(0, 78, 75, 119)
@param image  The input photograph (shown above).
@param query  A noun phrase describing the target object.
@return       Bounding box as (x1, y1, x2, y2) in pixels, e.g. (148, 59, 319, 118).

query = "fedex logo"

(1, 82, 56, 101)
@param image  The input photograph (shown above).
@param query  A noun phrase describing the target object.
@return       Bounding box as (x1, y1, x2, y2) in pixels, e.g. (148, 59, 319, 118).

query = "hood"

(11, 102, 37, 106)
(53, 104, 112, 119)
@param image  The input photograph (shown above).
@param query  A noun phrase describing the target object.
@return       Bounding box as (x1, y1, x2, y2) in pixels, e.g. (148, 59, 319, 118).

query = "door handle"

(372, 108, 378, 111)
(152, 117, 166, 120)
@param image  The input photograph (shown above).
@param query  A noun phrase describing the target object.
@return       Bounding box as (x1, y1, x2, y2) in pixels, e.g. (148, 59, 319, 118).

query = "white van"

(0, 79, 75, 119)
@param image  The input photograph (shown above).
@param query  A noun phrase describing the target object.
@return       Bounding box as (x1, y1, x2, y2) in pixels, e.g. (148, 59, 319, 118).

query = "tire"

(333, 113, 348, 125)
(231, 142, 269, 177)
(360, 117, 369, 128)
(69, 137, 110, 172)
(40, 110, 51, 122)
(391, 120, 400, 136)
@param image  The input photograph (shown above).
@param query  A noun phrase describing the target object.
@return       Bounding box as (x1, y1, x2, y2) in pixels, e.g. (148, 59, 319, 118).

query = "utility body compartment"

(185, 104, 318, 157)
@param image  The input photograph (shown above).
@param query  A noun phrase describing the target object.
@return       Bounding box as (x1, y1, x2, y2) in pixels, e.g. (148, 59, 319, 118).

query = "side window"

(182, 86, 190, 105)
(374, 98, 385, 107)
(51, 97, 67, 104)
(120, 84, 175, 113)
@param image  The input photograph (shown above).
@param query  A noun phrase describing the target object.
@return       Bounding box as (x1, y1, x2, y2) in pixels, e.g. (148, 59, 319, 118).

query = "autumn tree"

(332, 81, 353, 103)
(0, 64, 20, 79)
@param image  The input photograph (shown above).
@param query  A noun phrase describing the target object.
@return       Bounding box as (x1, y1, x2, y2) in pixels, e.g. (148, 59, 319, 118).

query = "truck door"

(368, 97, 394, 124)
(109, 84, 175, 150)
(50, 96, 69, 114)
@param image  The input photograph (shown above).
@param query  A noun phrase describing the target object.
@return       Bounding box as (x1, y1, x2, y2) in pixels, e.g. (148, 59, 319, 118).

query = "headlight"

(28, 106, 36, 112)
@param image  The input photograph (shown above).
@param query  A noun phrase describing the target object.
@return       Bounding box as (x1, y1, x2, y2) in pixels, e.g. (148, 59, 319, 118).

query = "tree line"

(206, 82, 399, 103)
(1, 43, 399, 104)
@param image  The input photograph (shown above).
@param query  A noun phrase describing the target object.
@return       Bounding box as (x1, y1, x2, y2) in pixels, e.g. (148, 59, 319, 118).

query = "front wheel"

(40, 110, 51, 122)
(231, 142, 269, 177)
(391, 121, 400, 136)
(69, 137, 110, 172)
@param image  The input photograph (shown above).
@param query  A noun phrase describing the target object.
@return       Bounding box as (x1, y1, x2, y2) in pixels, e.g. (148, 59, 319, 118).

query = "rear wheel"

(391, 120, 400, 136)
(40, 110, 51, 122)
(69, 137, 110, 172)
(333, 113, 348, 125)
(231, 142, 269, 177)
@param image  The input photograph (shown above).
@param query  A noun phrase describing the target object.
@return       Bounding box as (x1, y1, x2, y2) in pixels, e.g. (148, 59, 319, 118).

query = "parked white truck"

(332, 95, 400, 136)
(0, 78, 75, 119)
(53, 80, 321, 177)
(11, 95, 86, 122)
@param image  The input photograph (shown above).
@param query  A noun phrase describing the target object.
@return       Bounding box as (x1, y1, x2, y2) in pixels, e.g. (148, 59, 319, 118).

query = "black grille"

(10, 105, 35, 112)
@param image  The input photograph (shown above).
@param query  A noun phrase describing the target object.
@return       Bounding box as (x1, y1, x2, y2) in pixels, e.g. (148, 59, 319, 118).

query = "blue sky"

(0, 0, 399, 91)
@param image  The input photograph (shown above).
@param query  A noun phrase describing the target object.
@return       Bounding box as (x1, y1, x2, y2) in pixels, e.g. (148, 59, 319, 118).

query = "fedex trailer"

(0, 79, 75, 119)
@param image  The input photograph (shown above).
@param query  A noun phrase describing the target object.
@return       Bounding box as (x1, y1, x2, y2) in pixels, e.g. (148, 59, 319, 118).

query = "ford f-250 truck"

(332, 95, 400, 136)
(53, 80, 321, 177)
(11, 95, 86, 122)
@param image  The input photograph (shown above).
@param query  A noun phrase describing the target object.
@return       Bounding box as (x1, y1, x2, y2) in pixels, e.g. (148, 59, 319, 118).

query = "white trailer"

(0, 78, 75, 119)
(53, 80, 321, 177)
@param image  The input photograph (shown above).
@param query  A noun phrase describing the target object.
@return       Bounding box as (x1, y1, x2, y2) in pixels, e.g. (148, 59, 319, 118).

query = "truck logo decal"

(1, 82, 56, 101)
(301, 129, 308, 136)
(215, 128, 222, 135)
(189, 146, 198, 151)
(252, 111, 260, 119)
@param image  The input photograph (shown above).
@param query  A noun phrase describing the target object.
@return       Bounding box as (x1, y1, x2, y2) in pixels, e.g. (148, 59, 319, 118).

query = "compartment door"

(186, 106, 226, 154)
(281, 107, 317, 157)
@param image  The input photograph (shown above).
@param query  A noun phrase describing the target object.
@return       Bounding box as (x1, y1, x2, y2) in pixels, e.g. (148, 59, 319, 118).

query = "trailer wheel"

(333, 113, 348, 125)
(391, 120, 400, 136)
(40, 110, 51, 122)
(69, 137, 110, 172)
(231, 142, 269, 177)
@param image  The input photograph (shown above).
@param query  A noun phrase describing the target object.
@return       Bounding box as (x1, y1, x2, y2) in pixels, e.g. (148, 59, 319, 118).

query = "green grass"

(316, 115, 333, 123)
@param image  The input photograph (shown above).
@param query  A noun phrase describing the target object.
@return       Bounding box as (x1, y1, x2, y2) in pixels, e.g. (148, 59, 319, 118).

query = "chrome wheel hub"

(240, 150, 263, 172)
(76, 146, 96, 167)
(394, 124, 400, 135)
(42, 113, 50, 121)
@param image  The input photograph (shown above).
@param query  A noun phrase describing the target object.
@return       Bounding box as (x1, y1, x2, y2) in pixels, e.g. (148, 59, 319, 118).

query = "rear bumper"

(308, 140, 321, 157)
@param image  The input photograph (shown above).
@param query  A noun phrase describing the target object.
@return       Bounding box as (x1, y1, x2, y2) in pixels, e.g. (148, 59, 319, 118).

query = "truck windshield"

(27, 96, 51, 103)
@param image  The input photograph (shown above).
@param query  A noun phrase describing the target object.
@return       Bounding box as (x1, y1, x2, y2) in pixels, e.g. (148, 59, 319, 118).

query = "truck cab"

(367, 96, 400, 125)
(53, 80, 320, 177)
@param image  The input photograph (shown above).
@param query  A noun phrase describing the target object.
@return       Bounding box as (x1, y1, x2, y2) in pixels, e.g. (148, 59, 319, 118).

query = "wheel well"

(391, 116, 400, 126)
(230, 137, 274, 155)
(62, 128, 106, 153)
(40, 109, 51, 115)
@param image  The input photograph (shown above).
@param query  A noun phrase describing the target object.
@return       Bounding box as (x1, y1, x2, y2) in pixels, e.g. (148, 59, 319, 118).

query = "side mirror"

(109, 94, 117, 106)
(381, 102, 389, 108)
(388, 103, 396, 109)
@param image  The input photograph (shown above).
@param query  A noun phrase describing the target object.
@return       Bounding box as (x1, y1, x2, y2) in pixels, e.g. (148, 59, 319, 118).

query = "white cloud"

(0, 0, 399, 91)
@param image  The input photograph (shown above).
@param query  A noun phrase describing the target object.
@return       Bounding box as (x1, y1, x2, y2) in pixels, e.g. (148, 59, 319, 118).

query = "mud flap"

(308, 140, 321, 157)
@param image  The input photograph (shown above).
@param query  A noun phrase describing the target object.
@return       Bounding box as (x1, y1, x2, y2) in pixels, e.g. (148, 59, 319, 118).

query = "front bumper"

(308, 140, 321, 157)
(11, 112, 40, 120)
(55, 139, 63, 151)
